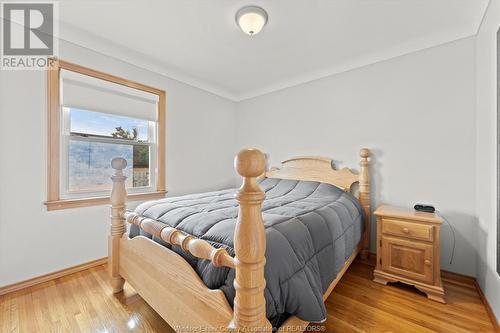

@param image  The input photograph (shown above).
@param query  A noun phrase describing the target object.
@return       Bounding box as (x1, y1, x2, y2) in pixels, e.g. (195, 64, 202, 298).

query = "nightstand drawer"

(382, 218, 433, 241)
(381, 236, 434, 284)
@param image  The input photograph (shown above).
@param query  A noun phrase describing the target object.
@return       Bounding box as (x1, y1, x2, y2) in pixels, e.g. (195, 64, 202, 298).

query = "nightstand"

(373, 205, 445, 303)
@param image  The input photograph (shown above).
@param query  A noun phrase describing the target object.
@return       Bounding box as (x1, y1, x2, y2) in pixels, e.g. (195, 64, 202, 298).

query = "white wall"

(475, 0, 500, 320)
(0, 40, 237, 286)
(236, 37, 477, 275)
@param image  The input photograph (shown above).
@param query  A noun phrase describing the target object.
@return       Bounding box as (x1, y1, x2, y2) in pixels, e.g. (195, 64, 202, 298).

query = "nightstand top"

(374, 205, 443, 224)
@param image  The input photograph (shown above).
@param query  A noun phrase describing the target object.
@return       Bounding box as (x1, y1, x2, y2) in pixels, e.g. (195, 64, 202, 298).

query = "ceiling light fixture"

(236, 6, 268, 36)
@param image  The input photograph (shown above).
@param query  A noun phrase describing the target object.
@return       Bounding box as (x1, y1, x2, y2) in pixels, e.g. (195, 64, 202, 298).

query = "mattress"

(130, 178, 364, 326)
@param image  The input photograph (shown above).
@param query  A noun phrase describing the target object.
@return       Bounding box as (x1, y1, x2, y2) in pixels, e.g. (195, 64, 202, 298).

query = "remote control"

(414, 204, 435, 213)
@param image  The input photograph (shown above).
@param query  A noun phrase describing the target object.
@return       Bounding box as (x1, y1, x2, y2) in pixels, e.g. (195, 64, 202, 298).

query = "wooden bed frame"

(108, 148, 371, 332)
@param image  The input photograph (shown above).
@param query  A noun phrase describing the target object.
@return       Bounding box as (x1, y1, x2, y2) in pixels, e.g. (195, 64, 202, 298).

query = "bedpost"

(359, 148, 371, 260)
(109, 157, 127, 293)
(230, 149, 272, 332)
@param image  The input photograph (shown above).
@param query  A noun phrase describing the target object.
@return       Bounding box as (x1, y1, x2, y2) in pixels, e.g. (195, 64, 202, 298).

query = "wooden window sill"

(44, 191, 167, 211)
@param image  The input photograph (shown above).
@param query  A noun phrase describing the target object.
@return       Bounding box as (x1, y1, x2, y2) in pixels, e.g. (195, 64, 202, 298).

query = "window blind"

(60, 69, 159, 121)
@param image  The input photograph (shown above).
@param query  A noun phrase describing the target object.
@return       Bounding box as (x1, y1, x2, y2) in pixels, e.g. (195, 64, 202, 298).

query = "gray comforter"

(130, 178, 364, 326)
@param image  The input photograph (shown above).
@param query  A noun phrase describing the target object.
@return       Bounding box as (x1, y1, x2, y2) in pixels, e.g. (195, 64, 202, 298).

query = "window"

(64, 109, 155, 196)
(45, 60, 166, 210)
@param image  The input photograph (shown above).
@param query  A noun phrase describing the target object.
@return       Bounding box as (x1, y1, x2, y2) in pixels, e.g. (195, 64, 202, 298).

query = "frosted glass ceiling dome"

(236, 6, 268, 36)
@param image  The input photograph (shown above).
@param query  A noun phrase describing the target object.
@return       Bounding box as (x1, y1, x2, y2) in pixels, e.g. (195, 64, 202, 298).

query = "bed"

(108, 148, 371, 332)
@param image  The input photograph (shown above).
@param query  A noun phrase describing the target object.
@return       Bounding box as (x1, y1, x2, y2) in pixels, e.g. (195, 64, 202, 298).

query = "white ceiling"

(57, 0, 490, 101)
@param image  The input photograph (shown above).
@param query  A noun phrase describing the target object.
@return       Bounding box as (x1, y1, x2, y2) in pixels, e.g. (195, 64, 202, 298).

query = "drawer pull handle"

(402, 227, 409, 234)
(424, 260, 431, 266)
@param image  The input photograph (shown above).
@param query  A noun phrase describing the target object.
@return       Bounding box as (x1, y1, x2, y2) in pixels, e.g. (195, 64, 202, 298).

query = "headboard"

(264, 148, 371, 258)
(265, 156, 358, 192)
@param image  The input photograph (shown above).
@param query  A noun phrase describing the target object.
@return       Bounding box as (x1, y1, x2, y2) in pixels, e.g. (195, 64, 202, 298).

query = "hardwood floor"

(0, 259, 497, 333)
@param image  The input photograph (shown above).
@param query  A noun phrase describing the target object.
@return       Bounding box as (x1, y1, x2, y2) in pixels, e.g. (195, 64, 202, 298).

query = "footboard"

(119, 235, 233, 328)
(108, 149, 272, 332)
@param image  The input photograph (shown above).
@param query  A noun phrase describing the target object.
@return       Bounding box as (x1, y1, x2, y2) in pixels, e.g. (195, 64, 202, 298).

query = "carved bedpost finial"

(360, 148, 370, 159)
(230, 148, 272, 332)
(111, 157, 127, 174)
(359, 148, 371, 260)
(235, 148, 266, 178)
(109, 157, 128, 293)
